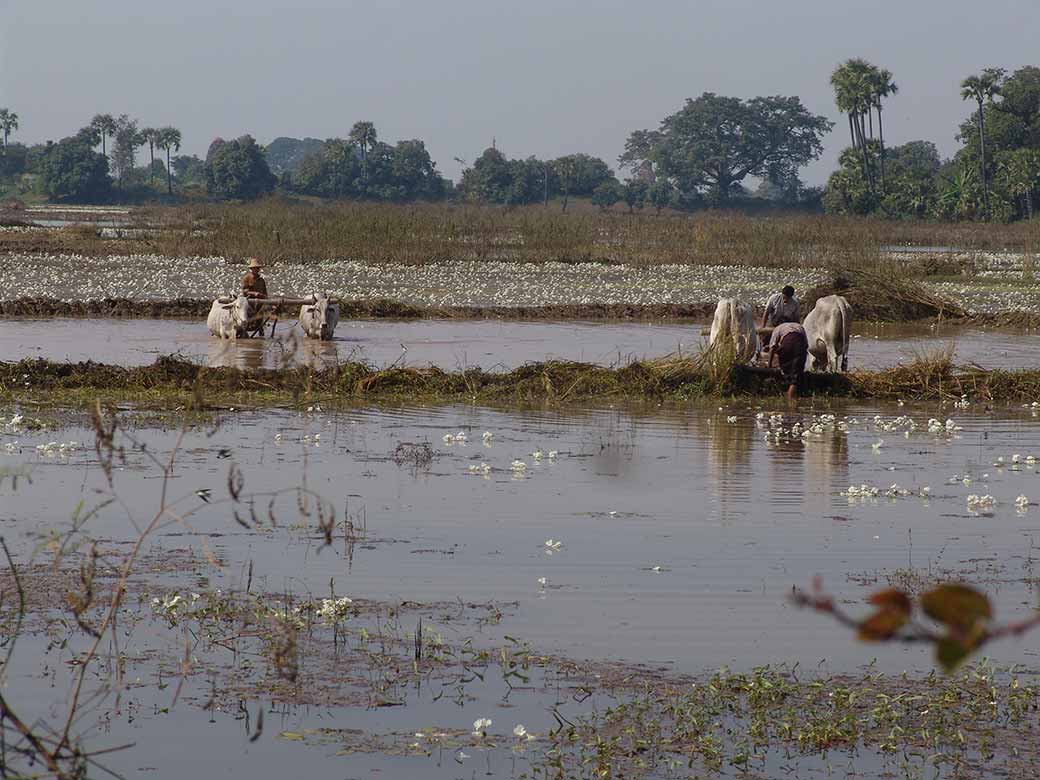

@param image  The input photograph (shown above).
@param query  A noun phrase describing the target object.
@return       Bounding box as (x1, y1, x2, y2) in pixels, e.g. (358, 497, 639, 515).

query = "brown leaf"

(858, 608, 909, 641)
(920, 584, 992, 632)
(868, 588, 913, 616)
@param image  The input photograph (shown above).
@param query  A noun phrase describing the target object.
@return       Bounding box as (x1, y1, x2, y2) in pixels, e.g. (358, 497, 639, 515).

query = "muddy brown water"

(4, 401, 1040, 777)
(3, 316, 1039, 369)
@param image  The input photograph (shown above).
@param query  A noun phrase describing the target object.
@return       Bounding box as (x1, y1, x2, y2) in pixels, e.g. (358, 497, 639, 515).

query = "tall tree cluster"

(290, 121, 448, 202)
(825, 62, 1040, 222)
(456, 148, 617, 207)
(829, 59, 898, 202)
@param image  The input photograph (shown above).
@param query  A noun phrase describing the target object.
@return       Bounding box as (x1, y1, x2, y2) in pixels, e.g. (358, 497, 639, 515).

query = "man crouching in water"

(766, 321, 808, 400)
(240, 257, 269, 336)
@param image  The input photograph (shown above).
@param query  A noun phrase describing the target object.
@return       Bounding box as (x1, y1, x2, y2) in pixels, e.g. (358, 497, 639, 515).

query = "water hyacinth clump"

(840, 483, 930, 502)
(35, 441, 81, 457)
(316, 596, 354, 623)
(150, 591, 201, 623)
(967, 494, 996, 511)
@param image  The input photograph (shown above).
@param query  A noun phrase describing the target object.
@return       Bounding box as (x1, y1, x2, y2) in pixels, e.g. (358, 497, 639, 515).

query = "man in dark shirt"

(766, 321, 808, 399)
(240, 258, 269, 336)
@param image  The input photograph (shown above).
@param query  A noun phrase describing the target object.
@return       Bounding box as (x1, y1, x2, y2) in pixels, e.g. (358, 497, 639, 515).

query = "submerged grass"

(5, 351, 1040, 407)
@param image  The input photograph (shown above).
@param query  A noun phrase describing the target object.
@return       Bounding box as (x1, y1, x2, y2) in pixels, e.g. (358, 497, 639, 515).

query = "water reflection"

(696, 410, 757, 521)
(205, 332, 341, 370)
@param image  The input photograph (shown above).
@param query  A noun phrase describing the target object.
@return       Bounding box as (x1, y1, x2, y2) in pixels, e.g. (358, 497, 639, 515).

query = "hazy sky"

(3, 0, 1036, 185)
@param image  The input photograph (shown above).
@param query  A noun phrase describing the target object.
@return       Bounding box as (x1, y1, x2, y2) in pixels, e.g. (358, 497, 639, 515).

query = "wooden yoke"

(216, 296, 340, 306)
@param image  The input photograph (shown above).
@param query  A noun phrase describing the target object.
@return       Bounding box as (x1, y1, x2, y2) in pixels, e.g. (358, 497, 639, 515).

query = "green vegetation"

(293, 126, 447, 202)
(543, 662, 1040, 778)
(0, 107, 18, 150)
(456, 148, 616, 208)
(204, 135, 276, 200)
(7, 347, 1040, 409)
(37, 137, 111, 202)
(4, 60, 1039, 218)
(826, 64, 1040, 221)
(619, 92, 833, 207)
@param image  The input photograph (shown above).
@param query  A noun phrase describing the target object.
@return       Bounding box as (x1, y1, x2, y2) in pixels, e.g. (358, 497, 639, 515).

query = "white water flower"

(317, 596, 353, 623)
(511, 460, 527, 472)
(1015, 495, 1029, 508)
(544, 539, 562, 551)
(472, 717, 492, 736)
(513, 724, 532, 740)
(538, 577, 548, 588)
(967, 494, 995, 510)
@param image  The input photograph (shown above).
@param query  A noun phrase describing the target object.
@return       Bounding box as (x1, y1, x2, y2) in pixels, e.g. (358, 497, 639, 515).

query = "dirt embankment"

(0, 297, 719, 321)
(3, 352, 1038, 406)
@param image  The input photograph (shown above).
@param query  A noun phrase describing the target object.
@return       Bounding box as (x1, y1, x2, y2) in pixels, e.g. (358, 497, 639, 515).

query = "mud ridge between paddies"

(0, 296, 721, 321)
(5, 352, 1040, 407)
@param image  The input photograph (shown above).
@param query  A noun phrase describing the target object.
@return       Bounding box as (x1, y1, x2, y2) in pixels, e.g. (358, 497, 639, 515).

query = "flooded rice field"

(3, 400, 1040, 777)
(3, 251, 1040, 314)
(3, 315, 1038, 371)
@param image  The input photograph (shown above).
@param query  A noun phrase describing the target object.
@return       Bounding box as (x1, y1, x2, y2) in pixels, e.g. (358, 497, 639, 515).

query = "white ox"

(299, 293, 340, 340)
(207, 295, 251, 339)
(707, 297, 759, 362)
(802, 294, 852, 372)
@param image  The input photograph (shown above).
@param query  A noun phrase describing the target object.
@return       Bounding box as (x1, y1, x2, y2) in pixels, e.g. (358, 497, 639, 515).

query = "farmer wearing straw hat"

(241, 257, 268, 300)
(240, 258, 270, 337)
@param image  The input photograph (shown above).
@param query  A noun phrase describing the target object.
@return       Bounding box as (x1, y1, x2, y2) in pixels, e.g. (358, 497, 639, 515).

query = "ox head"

(220, 294, 251, 326)
(304, 293, 331, 324)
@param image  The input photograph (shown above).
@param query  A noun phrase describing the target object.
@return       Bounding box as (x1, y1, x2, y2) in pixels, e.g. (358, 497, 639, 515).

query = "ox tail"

(839, 302, 849, 372)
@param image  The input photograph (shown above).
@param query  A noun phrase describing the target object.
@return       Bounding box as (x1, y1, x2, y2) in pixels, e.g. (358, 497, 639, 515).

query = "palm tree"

(870, 68, 898, 190)
(349, 121, 377, 182)
(0, 109, 18, 151)
(156, 127, 182, 195)
(831, 59, 878, 194)
(960, 68, 1005, 218)
(141, 127, 159, 183)
(90, 114, 117, 157)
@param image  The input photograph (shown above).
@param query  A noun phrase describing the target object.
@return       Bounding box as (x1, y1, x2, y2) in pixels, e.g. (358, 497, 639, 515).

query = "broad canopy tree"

(204, 135, 276, 200)
(621, 93, 832, 205)
(39, 136, 111, 201)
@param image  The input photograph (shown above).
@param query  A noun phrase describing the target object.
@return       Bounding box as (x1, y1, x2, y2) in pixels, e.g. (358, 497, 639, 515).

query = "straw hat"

(247, 258, 263, 269)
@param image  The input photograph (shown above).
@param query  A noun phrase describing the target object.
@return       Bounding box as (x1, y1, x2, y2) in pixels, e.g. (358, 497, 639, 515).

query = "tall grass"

(136, 198, 1040, 269)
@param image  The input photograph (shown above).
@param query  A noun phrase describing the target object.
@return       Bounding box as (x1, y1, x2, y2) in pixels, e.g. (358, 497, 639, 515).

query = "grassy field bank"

(4, 199, 1039, 268)
(4, 351, 1038, 408)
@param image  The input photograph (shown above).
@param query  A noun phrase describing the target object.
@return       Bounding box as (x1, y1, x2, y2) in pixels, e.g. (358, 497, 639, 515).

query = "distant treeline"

(1, 60, 1038, 221)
